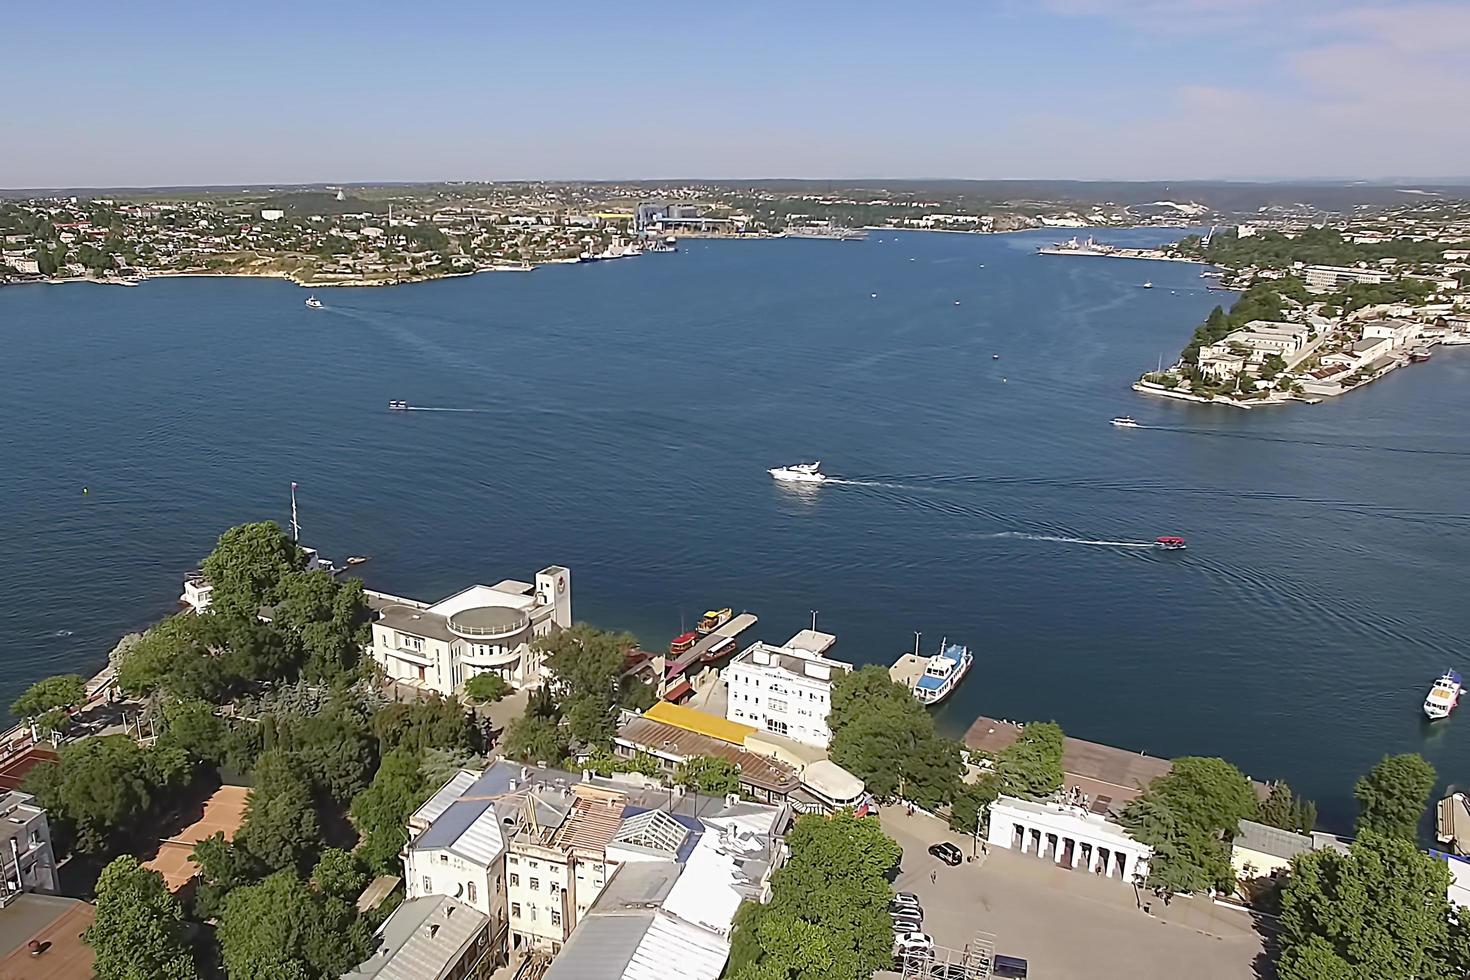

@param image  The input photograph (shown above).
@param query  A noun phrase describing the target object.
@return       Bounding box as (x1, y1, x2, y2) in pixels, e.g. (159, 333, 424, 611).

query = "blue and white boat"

(913, 642, 972, 706)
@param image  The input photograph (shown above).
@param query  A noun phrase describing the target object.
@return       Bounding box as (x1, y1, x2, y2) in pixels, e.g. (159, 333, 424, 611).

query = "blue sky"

(4, 0, 1468, 187)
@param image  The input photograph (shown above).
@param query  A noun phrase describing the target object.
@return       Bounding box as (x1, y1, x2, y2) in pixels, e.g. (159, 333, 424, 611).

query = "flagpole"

(290, 482, 299, 542)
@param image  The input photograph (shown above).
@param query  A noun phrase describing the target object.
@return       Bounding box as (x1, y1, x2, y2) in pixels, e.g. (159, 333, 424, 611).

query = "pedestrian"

(981, 842, 988, 856)
(930, 869, 937, 885)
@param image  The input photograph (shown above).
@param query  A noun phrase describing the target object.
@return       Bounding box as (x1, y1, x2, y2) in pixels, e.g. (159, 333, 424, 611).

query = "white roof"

(412, 770, 478, 827)
(427, 583, 536, 616)
(622, 911, 730, 980)
(991, 795, 1144, 850)
(1445, 855, 1470, 910)
(802, 760, 865, 802)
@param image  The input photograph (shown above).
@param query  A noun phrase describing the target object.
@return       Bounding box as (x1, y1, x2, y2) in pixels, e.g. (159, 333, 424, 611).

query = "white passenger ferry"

(1424, 670, 1462, 720)
(913, 642, 972, 706)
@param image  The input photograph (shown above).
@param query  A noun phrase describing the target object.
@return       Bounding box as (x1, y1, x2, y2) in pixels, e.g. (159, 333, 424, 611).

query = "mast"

(913, 631, 921, 656)
(290, 482, 300, 542)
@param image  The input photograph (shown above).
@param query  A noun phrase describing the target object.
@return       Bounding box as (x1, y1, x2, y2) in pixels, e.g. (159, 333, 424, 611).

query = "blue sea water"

(3, 228, 1467, 829)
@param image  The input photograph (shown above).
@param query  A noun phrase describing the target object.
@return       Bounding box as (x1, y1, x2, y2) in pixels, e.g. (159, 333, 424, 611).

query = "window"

(423, 876, 432, 892)
(769, 698, 788, 713)
(530, 907, 538, 922)
(509, 855, 519, 865)
(467, 880, 477, 903)
(765, 718, 789, 736)
(551, 909, 562, 927)
(511, 903, 522, 918)
(529, 860, 539, 869)
(530, 877, 539, 891)
(440, 853, 449, 863)
(509, 873, 519, 887)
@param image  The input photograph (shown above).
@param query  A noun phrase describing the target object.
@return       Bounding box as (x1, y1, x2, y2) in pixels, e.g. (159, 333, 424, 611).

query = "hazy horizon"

(5, 0, 1469, 188)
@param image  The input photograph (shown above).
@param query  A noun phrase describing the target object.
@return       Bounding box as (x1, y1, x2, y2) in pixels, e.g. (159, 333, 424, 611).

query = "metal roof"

(614, 808, 692, 857)
(624, 912, 731, 980)
(343, 895, 488, 980)
(1234, 819, 1315, 861)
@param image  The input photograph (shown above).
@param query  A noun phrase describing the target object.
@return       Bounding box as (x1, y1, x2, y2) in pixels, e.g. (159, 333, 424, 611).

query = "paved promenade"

(877, 806, 1267, 980)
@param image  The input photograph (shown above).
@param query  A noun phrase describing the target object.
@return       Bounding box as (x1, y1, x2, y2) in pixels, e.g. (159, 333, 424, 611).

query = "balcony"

(447, 605, 530, 641)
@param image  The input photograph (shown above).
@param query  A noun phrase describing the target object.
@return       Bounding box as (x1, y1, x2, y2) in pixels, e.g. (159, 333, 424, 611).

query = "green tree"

(271, 571, 369, 680)
(501, 713, 569, 766)
(1121, 757, 1256, 892)
(1258, 780, 1317, 835)
(828, 666, 962, 808)
(994, 721, 1064, 799)
(464, 672, 511, 703)
(190, 831, 256, 920)
(349, 747, 428, 873)
(1278, 830, 1459, 980)
(235, 750, 322, 874)
(1354, 753, 1436, 840)
(24, 734, 157, 855)
(217, 871, 372, 980)
(200, 521, 305, 618)
(83, 856, 200, 980)
(732, 812, 899, 980)
(157, 698, 229, 766)
(948, 773, 1001, 835)
(312, 847, 367, 902)
(372, 697, 474, 757)
(10, 673, 87, 720)
(676, 755, 741, 796)
(537, 624, 637, 747)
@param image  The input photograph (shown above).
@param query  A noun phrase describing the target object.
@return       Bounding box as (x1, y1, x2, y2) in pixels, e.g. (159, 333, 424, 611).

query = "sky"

(4, 0, 1469, 187)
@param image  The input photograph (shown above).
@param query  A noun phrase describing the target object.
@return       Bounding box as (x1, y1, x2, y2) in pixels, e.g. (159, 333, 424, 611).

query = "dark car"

(927, 841, 963, 866)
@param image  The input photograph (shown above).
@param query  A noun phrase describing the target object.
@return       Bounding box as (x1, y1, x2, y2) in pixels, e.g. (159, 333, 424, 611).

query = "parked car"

(992, 954, 1029, 978)
(890, 914, 923, 934)
(893, 891, 922, 907)
(928, 841, 963, 866)
(894, 931, 934, 950)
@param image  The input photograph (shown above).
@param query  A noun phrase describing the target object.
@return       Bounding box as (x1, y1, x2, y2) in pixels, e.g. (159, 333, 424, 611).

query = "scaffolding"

(895, 930, 997, 979)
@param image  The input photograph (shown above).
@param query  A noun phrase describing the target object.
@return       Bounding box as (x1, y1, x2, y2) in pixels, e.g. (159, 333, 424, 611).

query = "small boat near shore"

(769, 461, 826, 484)
(913, 642, 972, 706)
(305, 295, 323, 309)
(1425, 670, 1462, 720)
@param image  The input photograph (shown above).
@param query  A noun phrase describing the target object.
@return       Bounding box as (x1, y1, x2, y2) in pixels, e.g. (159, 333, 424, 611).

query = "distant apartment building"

(366, 566, 571, 695)
(1301, 264, 1392, 292)
(724, 630, 851, 748)
(0, 789, 57, 897)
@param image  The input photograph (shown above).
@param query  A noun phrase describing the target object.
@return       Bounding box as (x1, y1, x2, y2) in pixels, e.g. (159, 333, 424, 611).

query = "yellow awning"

(644, 700, 756, 745)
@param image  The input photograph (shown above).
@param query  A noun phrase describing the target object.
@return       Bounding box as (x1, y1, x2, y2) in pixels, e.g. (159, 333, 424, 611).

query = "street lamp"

(1132, 872, 1144, 910)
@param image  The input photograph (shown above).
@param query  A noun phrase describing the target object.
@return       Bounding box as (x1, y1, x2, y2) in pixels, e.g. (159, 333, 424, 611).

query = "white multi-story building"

(724, 630, 851, 748)
(1301, 264, 1392, 292)
(368, 566, 571, 695)
(0, 789, 57, 897)
(1360, 319, 1420, 350)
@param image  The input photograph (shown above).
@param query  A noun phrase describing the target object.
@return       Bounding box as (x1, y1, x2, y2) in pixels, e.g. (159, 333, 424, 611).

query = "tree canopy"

(216, 871, 371, 980)
(200, 521, 306, 618)
(83, 856, 200, 980)
(677, 755, 741, 797)
(728, 812, 900, 980)
(993, 721, 1064, 800)
(1278, 830, 1468, 980)
(10, 673, 87, 720)
(538, 624, 640, 747)
(464, 671, 511, 703)
(349, 746, 429, 873)
(24, 734, 161, 855)
(1121, 757, 1256, 893)
(1354, 753, 1436, 840)
(234, 750, 322, 875)
(1257, 780, 1317, 835)
(827, 666, 963, 809)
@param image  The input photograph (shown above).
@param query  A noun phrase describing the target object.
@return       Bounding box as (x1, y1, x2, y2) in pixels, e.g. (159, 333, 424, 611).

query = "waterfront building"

(613, 706, 801, 806)
(0, 790, 57, 897)
(1198, 345, 1249, 380)
(1230, 819, 1348, 881)
(724, 630, 851, 748)
(986, 795, 1151, 882)
(1360, 319, 1419, 349)
(366, 566, 571, 695)
(342, 895, 495, 980)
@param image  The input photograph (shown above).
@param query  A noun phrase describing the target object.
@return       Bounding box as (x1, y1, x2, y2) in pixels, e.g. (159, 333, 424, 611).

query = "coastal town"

(0, 182, 1217, 289)
(1, 523, 1466, 980)
(1111, 204, 1470, 408)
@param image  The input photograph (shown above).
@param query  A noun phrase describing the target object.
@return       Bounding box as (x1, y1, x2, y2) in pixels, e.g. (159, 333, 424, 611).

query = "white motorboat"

(305, 295, 323, 308)
(1141, 281, 1154, 289)
(769, 461, 826, 484)
(913, 642, 973, 706)
(1425, 670, 1462, 720)
(1111, 416, 1139, 427)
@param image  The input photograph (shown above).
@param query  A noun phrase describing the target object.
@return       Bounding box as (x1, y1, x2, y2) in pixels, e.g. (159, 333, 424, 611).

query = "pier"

(889, 652, 931, 689)
(658, 612, 758, 699)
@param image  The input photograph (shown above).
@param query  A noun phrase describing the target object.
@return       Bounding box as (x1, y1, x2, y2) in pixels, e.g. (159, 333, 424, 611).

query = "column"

(1055, 837, 1068, 866)
(1071, 839, 1083, 869)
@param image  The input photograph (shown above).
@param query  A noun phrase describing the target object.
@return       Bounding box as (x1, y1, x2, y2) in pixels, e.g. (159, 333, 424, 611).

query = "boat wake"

(823, 478, 925, 490)
(394, 406, 492, 413)
(978, 532, 1156, 548)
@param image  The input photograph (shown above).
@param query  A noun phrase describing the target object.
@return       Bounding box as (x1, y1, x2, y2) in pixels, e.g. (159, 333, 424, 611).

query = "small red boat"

(1155, 536, 1187, 551)
(669, 631, 698, 655)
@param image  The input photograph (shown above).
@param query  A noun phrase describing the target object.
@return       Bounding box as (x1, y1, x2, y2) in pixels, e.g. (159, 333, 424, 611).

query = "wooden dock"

(664, 612, 758, 680)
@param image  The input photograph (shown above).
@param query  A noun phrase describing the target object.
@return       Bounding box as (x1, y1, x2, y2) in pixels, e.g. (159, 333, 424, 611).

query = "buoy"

(871, 293, 878, 298)
(82, 487, 89, 495)
(954, 301, 961, 306)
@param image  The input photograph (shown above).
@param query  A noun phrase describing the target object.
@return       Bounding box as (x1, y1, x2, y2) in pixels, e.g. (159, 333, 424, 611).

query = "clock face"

(558, 577, 566, 594)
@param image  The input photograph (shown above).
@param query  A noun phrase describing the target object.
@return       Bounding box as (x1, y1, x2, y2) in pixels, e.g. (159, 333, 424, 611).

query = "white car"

(892, 891, 922, 908)
(894, 932, 934, 949)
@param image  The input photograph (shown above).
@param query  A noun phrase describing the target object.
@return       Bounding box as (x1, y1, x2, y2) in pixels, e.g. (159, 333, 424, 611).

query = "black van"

(992, 954, 1029, 979)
